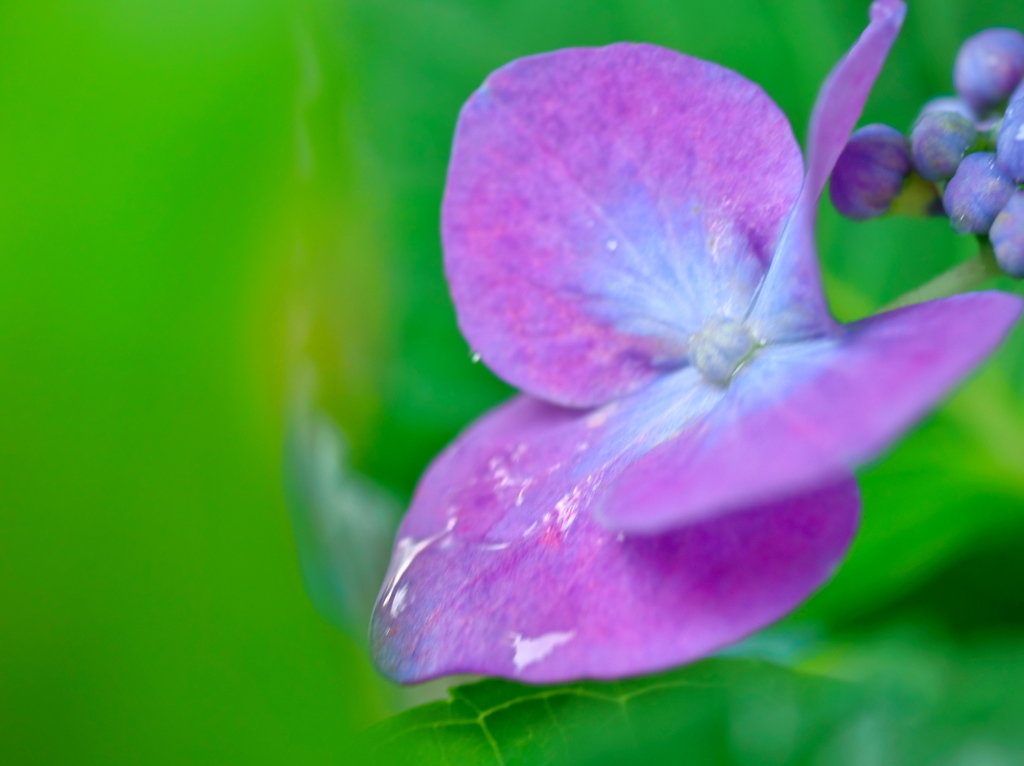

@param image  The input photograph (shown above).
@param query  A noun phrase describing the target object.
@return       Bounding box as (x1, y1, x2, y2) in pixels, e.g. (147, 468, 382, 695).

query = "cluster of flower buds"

(830, 27, 1024, 278)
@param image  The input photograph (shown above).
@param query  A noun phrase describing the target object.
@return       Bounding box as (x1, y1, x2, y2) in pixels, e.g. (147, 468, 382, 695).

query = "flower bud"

(911, 110, 978, 181)
(943, 152, 1017, 234)
(954, 28, 1024, 113)
(996, 94, 1024, 181)
(990, 192, 1024, 278)
(829, 124, 911, 219)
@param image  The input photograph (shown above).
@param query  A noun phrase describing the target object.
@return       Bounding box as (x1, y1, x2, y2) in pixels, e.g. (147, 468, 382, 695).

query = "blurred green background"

(4, 0, 1024, 763)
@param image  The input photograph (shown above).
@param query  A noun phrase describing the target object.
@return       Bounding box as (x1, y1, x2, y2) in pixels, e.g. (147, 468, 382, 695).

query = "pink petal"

(601, 291, 1022, 533)
(748, 0, 907, 342)
(371, 395, 858, 684)
(443, 43, 804, 407)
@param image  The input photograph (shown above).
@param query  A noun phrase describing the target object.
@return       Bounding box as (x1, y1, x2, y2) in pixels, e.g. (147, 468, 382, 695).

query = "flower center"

(690, 317, 758, 385)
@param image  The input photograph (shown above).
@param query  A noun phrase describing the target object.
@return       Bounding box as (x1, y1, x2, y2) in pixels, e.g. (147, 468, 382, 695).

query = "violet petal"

(371, 394, 858, 684)
(600, 291, 1022, 533)
(443, 43, 804, 408)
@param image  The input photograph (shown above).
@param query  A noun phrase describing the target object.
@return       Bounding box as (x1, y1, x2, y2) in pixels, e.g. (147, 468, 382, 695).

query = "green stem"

(882, 239, 1003, 312)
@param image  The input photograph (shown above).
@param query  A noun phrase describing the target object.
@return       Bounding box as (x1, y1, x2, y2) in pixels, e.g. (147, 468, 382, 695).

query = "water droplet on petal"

(390, 585, 408, 617)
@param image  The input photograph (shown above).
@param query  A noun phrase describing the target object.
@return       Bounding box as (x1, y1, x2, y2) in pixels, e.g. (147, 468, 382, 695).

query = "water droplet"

(554, 486, 583, 531)
(390, 585, 408, 617)
(586, 406, 614, 429)
(470, 352, 481, 363)
(380, 518, 456, 612)
(606, 239, 618, 252)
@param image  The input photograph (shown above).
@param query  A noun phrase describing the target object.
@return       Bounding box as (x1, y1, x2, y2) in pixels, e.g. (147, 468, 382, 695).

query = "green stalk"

(882, 238, 1004, 312)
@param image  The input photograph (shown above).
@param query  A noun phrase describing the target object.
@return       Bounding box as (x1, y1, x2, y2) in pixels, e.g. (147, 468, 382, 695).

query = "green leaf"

(367, 660, 865, 765)
(371, 634, 1024, 765)
(802, 630, 1024, 764)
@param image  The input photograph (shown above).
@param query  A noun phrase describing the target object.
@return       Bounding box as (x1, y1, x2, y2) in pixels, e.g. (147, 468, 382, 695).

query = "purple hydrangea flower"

(371, 0, 1022, 684)
(830, 124, 911, 218)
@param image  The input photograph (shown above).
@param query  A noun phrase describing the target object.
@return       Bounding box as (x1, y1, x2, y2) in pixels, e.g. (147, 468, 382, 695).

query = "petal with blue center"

(371, 375, 859, 684)
(600, 291, 1022, 533)
(443, 43, 804, 407)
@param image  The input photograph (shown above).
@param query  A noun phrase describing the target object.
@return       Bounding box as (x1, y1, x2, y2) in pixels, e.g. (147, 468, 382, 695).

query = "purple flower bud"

(997, 94, 1024, 181)
(943, 152, 1017, 234)
(911, 110, 978, 181)
(991, 192, 1024, 278)
(954, 28, 1024, 112)
(829, 124, 911, 219)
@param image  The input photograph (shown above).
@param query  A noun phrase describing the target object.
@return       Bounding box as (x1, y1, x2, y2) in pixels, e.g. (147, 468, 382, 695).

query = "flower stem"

(882, 238, 1004, 312)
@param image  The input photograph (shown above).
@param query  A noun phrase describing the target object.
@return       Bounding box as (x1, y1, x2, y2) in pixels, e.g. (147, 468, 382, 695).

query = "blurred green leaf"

(368, 660, 864, 765)
(803, 631, 1024, 765)
(373, 633, 1024, 766)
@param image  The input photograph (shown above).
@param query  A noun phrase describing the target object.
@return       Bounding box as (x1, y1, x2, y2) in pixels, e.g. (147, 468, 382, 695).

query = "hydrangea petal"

(748, 0, 907, 342)
(443, 43, 804, 407)
(371, 394, 858, 684)
(600, 291, 1022, 533)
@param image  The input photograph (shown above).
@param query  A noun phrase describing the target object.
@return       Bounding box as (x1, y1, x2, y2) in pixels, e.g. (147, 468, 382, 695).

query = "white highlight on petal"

(554, 485, 584, 531)
(1016, 123, 1024, 141)
(381, 518, 456, 614)
(514, 479, 533, 507)
(512, 630, 576, 672)
(390, 585, 408, 617)
(488, 447, 534, 506)
(586, 407, 612, 428)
